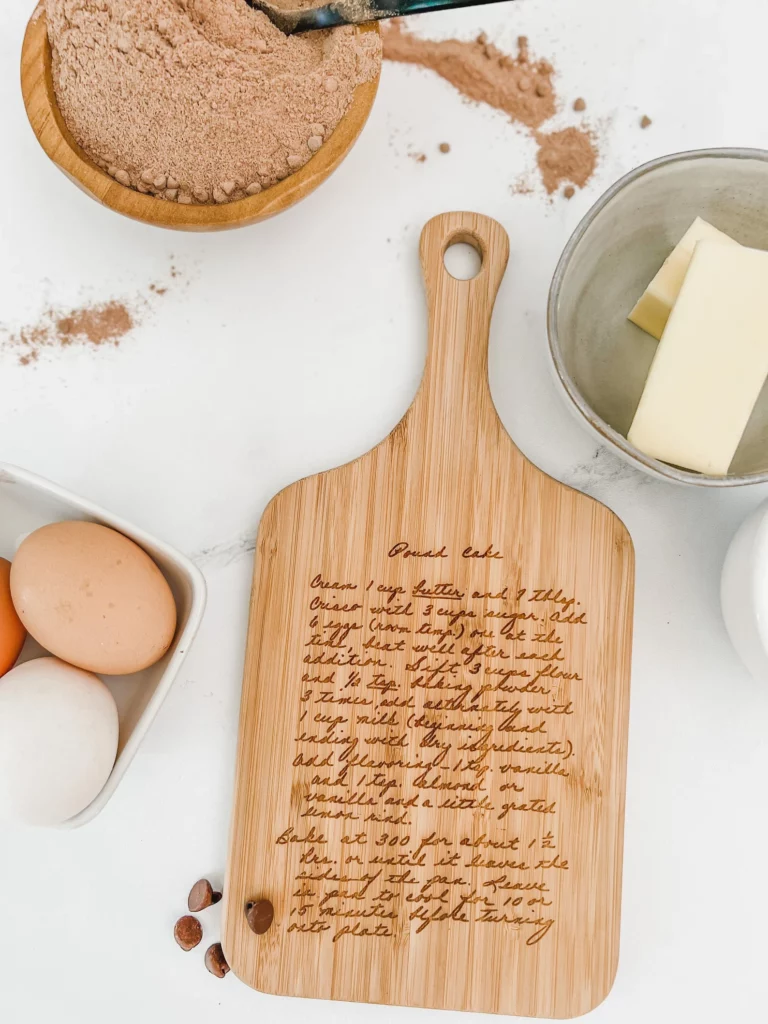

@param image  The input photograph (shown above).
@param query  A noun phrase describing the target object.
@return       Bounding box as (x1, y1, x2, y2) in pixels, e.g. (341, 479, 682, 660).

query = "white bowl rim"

(547, 146, 768, 488)
(0, 460, 208, 827)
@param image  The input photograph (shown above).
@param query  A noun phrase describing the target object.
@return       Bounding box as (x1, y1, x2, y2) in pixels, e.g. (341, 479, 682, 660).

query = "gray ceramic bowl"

(548, 148, 768, 486)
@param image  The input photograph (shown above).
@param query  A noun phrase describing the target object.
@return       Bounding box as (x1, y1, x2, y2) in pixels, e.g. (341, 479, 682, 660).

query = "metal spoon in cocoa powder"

(246, 0, 512, 35)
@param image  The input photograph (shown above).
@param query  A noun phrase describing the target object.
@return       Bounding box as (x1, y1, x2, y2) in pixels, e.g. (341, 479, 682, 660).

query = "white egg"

(0, 657, 118, 826)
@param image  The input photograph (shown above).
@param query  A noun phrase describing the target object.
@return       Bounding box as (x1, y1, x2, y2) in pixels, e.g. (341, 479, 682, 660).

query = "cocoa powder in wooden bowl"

(21, 4, 380, 231)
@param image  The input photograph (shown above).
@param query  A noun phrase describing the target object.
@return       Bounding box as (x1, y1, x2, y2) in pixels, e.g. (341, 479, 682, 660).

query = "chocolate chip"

(573, 97, 586, 112)
(245, 899, 274, 935)
(174, 915, 203, 951)
(439, 142, 450, 154)
(188, 879, 222, 913)
(640, 115, 652, 129)
(204, 942, 230, 978)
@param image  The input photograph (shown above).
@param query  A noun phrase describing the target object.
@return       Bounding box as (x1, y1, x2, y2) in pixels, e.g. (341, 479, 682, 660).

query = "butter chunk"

(628, 241, 768, 475)
(628, 217, 739, 339)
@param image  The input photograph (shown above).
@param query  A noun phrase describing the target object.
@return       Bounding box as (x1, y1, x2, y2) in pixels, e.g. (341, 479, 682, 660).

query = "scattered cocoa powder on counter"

(3, 299, 137, 366)
(510, 175, 535, 196)
(535, 127, 597, 194)
(56, 301, 134, 346)
(382, 21, 556, 129)
(45, 0, 381, 204)
(573, 97, 586, 112)
(3, 256, 189, 366)
(439, 142, 451, 154)
(381, 20, 598, 196)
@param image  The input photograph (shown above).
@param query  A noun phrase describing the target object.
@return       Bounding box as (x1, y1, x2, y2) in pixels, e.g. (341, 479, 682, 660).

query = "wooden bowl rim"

(20, 9, 380, 231)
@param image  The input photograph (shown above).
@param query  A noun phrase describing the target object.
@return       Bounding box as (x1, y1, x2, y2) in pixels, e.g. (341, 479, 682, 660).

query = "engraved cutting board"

(223, 212, 634, 1018)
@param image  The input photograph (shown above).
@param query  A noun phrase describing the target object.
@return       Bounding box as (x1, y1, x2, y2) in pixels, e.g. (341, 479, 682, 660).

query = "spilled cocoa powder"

(5, 300, 137, 367)
(4, 258, 187, 366)
(383, 23, 556, 128)
(57, 302, 134, 346)
(535, 127, 596, 194)
(382, 20, 597, 195)
(510, 175, 535, 196)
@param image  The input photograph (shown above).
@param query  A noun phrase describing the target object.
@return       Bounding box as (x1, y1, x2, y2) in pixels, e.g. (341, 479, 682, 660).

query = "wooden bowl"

(20, 9, 380, 231)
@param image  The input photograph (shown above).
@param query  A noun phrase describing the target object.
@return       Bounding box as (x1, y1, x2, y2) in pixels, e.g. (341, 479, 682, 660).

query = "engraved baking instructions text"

(278, 543, 589, 947)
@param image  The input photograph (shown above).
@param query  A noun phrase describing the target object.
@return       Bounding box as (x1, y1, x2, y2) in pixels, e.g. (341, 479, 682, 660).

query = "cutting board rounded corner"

(571, 954, 622, 1020)
(219, 938, 267, 996)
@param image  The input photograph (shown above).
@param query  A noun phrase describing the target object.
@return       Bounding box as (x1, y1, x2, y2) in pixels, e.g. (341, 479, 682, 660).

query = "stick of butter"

(628, 217, 739, 339)
(628, 240, 768, 475)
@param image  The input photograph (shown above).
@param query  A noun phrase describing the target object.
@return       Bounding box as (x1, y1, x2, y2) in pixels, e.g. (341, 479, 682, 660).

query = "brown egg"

(10, 521, 177, 675)
(0, 558, 26, 677)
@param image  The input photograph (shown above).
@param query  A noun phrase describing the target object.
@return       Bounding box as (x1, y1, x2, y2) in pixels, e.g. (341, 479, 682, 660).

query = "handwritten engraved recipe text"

(277, 541, 589, 948)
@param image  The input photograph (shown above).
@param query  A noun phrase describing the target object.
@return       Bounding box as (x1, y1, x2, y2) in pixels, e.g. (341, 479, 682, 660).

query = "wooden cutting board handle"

(411, 212, 511, 446)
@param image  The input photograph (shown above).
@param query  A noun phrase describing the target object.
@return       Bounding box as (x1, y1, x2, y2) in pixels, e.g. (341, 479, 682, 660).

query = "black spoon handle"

(249, 0, 512, 34)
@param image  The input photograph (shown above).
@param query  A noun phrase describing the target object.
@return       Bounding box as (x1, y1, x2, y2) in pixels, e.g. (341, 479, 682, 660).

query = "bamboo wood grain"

(20, 9, 379, 232)
(224, 213, 635, 1017)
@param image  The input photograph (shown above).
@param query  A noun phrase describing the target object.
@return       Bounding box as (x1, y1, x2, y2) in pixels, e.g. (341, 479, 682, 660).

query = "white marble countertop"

(2, 0, 768, 1020)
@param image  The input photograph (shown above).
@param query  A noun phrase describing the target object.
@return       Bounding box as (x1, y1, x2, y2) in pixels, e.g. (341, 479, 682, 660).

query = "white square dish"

(0, 462, 207, 828)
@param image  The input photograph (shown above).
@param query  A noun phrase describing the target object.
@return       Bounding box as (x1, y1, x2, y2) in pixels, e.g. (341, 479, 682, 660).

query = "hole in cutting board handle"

(443, 240, 483, 280)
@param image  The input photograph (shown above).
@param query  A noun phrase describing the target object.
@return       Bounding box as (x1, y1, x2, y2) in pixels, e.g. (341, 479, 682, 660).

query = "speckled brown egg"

(0, 558, 26, 677)
(10, 521, 177, 675)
